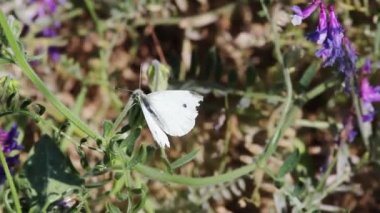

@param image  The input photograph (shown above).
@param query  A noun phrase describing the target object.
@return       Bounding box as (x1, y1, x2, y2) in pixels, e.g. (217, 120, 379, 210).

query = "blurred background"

(1, 0, 380, 212)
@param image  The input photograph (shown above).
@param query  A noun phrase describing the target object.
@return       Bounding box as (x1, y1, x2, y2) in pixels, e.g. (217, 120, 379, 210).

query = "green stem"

(0, 150, 22, 213)
(108, 98, 134, 140)
(295, 119, 341, 130)
(61, 87, 88, 150)
(302, 78, 338, 102)
(258, 0, 293, 164)
(0, 12, 103, 141)
(134, 162, 257, 187)
(351, 78, 369, 149)
(83, 0, 103, 33)
(316, 152, 337, 192)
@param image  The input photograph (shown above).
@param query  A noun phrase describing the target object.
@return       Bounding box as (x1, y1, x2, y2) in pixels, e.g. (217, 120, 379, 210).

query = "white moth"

(134, 89, 203, 148)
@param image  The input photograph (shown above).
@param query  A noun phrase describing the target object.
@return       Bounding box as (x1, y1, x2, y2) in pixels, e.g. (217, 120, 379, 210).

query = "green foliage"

(0, 0, 377, 212)
(170, 149, 199, 169)
(299, 63, 319, 89)
(23, 135, 83, 210)
(277, 150, 300, 179)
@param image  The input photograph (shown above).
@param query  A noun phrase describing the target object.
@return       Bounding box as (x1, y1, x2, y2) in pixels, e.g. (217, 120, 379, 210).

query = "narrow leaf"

(106, 203, 122, 213)
(34, 104, 46, 115)
(102, 120, 113, 138)
(120, 127, 141, 155)
(299, 63, 318, 89)
(20, 98, 32, 109)
(6, 92, 16, 108)
(170, 149, 199, 169)
(278, 150, 300, 178)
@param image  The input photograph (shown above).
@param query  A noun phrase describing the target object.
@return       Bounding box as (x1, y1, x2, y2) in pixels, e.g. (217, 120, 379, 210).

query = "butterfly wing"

(146, 90, 203, 136)
(139, 93, 170, 148)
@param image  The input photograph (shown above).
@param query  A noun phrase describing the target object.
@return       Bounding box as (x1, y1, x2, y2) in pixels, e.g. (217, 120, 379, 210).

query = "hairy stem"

(0, 12, 102, 141)
(0, 150, 22, 213)
(258, 0, 294, 164)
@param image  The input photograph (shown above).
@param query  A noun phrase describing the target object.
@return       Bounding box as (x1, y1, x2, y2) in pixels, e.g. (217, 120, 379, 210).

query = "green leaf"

(277, 150, 300, 178)
(112, 175, 126, 196)
(7, 15, 23, 39)
(20, 98, 32, 109)
(131, 187, 148, 212)
(170, 149, 199, 169)
(127, 102, 144, 126)
(77, 147, 89, 169)
(34, 103, 46, 115)
(103, 120, 113, 138)
(24, 135, 83, 208)
(120, 127, 141, 155)
(116, 192, 129, 201)
(299, 63, 318, 89)
(0, 111, 13, 117)
(6, 92, 16, 108)
(127, 146, 145, 169)
(106, 203, 122, 213)
(85, 180, 112, 188)
(0, 56, 14, 65)
(59, 121, 70, 133)
(160, 149, 173, 174)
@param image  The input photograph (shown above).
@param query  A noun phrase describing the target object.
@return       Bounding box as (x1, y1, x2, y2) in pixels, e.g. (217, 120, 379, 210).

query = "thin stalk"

(0, 12, 103, 141)
(258, 0, 294, 164)
(134, 161, 257, 187)
(316, 152, 338, 192)
(0, 150, 22, 213)
(351, 78, 370, 149)
(295, 119, 342, 130)
(61, 87, 88, 150)
(302, 78, 338, 102)
(83, 0, 103, 33)
(108, 99, 134, 140)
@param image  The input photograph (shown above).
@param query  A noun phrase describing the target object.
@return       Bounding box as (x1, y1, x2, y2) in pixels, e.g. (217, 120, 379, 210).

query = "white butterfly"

(134, 89, 203, 148)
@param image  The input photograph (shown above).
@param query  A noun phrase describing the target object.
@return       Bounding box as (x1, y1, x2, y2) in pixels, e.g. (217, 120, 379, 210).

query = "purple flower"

(48, 47, 61, 63)
(29, 0, 65, 62)
(307, 3, 328, 44)
(360, 78, 380, 122)
(291, 0, 321, 26)
(30, 0, 62, 16)
(0, 125, 23, 184)
(359, 59, 380, 122)
(316, 5, 345, 65)
(309, 5, 357, 91)
(362, 58, 371, 74)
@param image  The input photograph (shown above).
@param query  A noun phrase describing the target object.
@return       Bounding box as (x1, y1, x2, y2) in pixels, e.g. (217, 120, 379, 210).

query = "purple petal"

(362, 58, 372, 74)
(291, 5, 303, 16)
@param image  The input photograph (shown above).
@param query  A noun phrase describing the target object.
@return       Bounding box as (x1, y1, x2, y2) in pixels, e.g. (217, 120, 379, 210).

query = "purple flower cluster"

(30, 0, 65, 62)
(292, 1, 357, 90)
(0, 125, 23, 184)
(360, 59, 380, 122)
